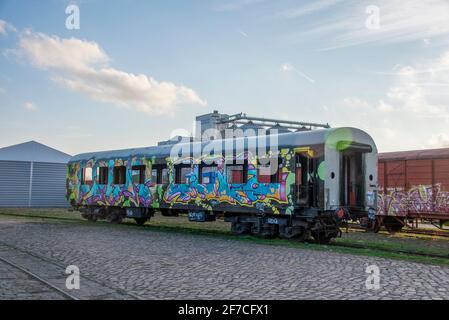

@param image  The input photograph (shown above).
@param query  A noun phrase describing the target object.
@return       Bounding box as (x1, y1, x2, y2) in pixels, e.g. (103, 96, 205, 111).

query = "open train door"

(339, 142, 372, 210)
(294, 149, 318, 208)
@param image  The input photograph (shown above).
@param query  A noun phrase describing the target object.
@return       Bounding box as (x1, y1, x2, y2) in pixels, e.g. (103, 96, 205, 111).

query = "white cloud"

(428, 133, 449, 148)
(0, 20, 16, 36)
(24, 102, 37, 111)
(19, 30, 109, 72)
(342, 97, 370, 109)
(280, 63, 294, 72)
(328, 49, 449, 151)
(377, 100, 394, 112)
(17, 31, 207, 115)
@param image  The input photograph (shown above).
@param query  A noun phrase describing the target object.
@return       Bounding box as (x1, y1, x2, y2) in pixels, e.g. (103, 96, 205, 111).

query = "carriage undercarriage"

(76, 205, 350, 244)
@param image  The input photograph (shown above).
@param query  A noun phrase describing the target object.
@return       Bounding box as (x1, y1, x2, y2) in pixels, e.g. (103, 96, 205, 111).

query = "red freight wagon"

(377, 148, 449, 232)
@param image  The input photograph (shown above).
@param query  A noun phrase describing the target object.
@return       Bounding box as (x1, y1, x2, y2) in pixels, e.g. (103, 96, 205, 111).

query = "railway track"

(0, 240, 144, 300)
(0, 255, 79, 300)
(347, 222, 449, 239)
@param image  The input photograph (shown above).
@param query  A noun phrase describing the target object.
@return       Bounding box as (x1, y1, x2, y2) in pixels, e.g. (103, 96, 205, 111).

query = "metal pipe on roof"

(217, 114, 330, 129)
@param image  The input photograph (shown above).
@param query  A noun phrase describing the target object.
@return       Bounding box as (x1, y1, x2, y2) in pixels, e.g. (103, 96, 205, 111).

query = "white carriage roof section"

(69, 127, 378, 163)
(0, 141, 72, 164)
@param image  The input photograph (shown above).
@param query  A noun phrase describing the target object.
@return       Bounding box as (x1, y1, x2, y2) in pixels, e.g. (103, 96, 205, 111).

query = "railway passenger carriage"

(67, 127, 378, 243)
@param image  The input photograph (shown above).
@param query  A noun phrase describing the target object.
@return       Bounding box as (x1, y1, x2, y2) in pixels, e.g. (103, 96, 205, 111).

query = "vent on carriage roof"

(0, 141, 71, 164)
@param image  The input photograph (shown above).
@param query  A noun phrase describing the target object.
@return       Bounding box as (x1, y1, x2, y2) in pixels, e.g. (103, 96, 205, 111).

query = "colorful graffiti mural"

(66, 148, 298, 215)
(378, 184, 449, 216)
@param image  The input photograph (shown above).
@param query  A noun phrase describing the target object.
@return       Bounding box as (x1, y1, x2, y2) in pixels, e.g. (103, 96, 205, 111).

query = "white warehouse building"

(0, 141, 71, 207)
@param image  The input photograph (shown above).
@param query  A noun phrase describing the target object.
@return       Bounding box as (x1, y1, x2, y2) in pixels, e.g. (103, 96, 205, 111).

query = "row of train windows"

(81, 162, 282, 185)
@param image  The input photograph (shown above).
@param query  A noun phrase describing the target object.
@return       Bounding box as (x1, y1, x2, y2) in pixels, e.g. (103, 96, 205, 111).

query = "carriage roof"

(69, 127, 376, 163)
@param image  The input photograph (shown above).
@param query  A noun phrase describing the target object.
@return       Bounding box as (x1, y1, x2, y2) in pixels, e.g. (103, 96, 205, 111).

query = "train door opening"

(340, 151, 364, 207)
(295, 153, 317, 207)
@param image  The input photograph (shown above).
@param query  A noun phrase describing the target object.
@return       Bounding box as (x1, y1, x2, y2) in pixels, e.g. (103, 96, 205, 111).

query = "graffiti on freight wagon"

(66, 149, 297, 215)
(378, 184, 449, 216)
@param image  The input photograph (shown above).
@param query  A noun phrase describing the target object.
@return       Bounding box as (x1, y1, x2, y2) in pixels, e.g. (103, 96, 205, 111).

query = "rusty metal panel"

(406, 159, 432, 187)
(434, 159, 449, 191)
(378, 162, 385, 188)
(379, 147, 449, 161)
(385, 160, 405, 189)
(378, 153, 449, 218)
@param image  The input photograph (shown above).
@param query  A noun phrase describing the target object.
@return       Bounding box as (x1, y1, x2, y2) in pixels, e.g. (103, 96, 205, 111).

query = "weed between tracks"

(1, 208, 449, 267)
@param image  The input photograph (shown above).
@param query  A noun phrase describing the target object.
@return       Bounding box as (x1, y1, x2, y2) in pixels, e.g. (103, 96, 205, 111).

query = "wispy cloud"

(280, 62, 315, 83)
(281, 0, 449, 50)
(276, 0, 341, 19)
(328, 49, 449, 151)
(0, 19, 16, 36)
(16, 30, 207, 115)
(238, 30, 249, 38)
(24, 101, 37, 111)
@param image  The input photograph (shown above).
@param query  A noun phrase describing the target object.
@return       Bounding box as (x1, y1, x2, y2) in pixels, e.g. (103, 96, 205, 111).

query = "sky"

(1, 0, 449, 155)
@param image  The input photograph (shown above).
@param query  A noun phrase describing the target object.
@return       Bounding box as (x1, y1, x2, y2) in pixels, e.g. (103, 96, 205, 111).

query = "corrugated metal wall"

(0, 161, 31, 207)
(31, 162, 67, 207)
(0, 160, 68, 207)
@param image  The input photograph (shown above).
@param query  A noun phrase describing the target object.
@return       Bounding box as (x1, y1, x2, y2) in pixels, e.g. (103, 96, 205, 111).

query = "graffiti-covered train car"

(377, 148, 449, 232)
(67, 127, 378, 243)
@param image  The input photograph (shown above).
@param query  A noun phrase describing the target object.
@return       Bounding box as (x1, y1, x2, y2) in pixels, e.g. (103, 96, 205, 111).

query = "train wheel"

(383, 217, 404, 233)
(372, 217, 382, 233)
(231, 222, 251, 235)
(134, 218, 147, 226)
(385, 224, 403, 233)
(107, 210, 124, 224)
(259, 223, 279, 239)
(280, 226, 310, 242)
(312, 232, 332, 244)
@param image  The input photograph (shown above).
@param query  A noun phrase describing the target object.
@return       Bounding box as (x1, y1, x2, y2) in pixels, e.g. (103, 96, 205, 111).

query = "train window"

(257, 165, 271, 183)
(161, 168, 169, 184)
(175, 165, 192, 184)
(81, 167, 93, 185)
(369, 174, 373, 181)
(257, 159, 281, 183)
(152, 164, 168, 184)
(200, 165, 218, 184)
(113, 166, 126, 184)
(227, 164, 247, 184)
(331, 172, 335, 179)
(151, 168, 158, 183)
(96, 167, 109, 185)
(131, 165, 145, 184)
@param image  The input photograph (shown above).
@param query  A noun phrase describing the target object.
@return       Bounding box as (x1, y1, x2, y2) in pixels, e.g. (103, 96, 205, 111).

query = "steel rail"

(0, 240, 145, 300)
(0, 255, 79, 300)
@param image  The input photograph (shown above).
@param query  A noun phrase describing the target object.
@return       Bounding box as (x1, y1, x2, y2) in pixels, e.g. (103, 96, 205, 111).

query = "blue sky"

(1, 0, 449, 155)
